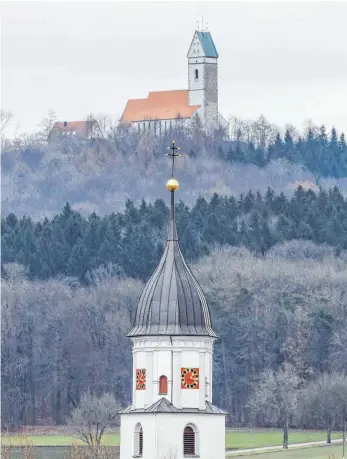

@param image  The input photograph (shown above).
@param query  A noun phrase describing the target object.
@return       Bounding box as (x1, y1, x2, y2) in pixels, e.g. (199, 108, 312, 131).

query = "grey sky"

(1, 1, 347, 136)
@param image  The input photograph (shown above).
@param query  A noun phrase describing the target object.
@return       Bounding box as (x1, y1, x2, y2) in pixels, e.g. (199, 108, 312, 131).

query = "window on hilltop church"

(195, 69, 199, 79)
(159, 375, 168, 394)
(184, 424, 199, 456)
(134, 423, 143, 457)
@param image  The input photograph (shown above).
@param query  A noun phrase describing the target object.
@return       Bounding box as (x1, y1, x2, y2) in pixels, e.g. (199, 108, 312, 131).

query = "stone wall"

(204, 63, 218, 127)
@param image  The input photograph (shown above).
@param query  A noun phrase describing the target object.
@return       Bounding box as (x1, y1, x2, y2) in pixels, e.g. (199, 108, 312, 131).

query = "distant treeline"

(221, 124, 347, 178)
(2, 186, 347, 282)
(2, 114, 347, 218)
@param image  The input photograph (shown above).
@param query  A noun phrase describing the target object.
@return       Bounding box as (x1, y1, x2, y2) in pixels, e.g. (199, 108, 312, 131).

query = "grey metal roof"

(128, 191, 216, 338)
(119, 398, 228, 415)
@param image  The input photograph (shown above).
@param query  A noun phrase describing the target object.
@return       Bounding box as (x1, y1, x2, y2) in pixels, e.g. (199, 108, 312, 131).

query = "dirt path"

(226, 438, 343, 456)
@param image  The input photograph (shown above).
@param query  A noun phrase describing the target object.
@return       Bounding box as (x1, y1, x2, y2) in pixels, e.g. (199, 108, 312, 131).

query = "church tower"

(187, 29, 219, 128)
(119, 142, 226, 459)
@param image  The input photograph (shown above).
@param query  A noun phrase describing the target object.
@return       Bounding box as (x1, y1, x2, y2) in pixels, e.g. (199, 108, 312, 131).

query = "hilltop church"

(49, 28, 228, 140)
(120, 28, 228, 133)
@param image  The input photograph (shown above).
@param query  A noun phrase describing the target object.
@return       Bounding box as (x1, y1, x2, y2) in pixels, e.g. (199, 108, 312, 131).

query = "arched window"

(195, 69, 199, 79)
(159, 375, 168, 394)
(134, 423, 143, 457)
(183, 424, 199, 456)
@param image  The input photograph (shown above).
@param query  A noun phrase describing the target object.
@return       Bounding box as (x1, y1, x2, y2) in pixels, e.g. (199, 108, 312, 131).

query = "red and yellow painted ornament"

(181, 368, 199, 389)
(136, 369, 146, 390)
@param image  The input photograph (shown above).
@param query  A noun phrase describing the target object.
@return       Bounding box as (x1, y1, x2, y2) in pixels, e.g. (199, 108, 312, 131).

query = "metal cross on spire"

(166, 140, 181, 178)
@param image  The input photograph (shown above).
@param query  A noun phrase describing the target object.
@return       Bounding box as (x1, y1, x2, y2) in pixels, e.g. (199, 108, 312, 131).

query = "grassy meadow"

(1, 429, 341, 449)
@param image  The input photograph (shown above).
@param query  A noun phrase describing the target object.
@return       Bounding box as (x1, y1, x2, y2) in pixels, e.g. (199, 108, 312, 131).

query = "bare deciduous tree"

(248, 364, 300, 448)
(38, 109, 58, 142)
(331, 332, 347, 374)
(1, 109, 13, 132)
(1, 435, 36, 459)
(70, 391, 120, 458)
(1, 109, 14, 148)
(300, 372, 347, 443)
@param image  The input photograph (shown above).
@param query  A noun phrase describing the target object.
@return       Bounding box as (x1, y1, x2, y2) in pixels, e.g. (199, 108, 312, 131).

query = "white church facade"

(119, 144, 227, 459)
(120, 29, 229, 134)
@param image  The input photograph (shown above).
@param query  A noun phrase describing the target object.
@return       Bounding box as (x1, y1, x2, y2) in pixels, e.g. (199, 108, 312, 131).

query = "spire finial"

(166, 140, 181, 183)
(165, 141, 182, 241)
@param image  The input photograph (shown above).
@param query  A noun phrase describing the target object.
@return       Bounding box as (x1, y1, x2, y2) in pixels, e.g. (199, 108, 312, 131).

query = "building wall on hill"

(188, 57, 206, 108)
(204, 63, 218, 127)
(131, 117, 193, 134)
(188, 57, 218, 113)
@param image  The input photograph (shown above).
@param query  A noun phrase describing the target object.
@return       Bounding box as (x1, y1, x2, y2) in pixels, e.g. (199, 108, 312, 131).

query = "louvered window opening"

(139, 428, 143, 456)
(184, 427, 195, 455)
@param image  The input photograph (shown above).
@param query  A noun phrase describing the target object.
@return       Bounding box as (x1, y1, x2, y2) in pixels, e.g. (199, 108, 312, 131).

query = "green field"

(1, 429, 341, 449)
(225, 429, 340, 449)
(232, 444, 342, 458)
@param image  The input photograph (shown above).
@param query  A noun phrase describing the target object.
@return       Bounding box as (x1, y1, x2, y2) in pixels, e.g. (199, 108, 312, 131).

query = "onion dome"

(128, 142, 216, 338)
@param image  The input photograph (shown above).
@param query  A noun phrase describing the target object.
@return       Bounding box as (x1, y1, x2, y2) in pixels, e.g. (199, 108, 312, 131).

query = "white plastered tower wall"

(120, 337, 226, 459)
(187, 31, 218, 129)
(120, 412, 225, 459)
(131, 336, 214, 410)
(120, 336, 225, 459)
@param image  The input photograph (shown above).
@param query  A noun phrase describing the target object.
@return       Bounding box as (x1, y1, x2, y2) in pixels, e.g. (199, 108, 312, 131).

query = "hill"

(1, 115, 347, 219)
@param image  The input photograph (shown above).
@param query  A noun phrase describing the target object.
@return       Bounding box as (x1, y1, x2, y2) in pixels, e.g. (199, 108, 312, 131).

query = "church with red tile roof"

(120, 29, 228, 134)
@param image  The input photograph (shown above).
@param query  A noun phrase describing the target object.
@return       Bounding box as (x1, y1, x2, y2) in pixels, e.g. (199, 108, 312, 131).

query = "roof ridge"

(148, 89, 188, 94)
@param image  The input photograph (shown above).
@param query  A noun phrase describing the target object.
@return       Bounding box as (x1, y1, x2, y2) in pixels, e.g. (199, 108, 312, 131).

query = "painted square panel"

(136, 368, 146, 390)
(181, 367, 199, 389)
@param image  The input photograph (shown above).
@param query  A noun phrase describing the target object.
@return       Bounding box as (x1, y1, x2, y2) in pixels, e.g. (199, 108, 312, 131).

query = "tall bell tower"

(119, 142, 226, 459)
(187, 29, 219, 128)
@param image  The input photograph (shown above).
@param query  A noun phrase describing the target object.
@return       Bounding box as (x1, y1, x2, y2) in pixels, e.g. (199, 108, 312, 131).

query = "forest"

(2, 188, 347, 430)
(1, 110, 347, 219)
(2, 240, 347, 430)
(2, 186, 347, 281)
(1, 111, 347, 434)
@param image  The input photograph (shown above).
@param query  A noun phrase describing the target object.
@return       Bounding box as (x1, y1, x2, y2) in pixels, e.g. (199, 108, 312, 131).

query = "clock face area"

(181, 368, 199, 389)
(136, 369, 146, 390)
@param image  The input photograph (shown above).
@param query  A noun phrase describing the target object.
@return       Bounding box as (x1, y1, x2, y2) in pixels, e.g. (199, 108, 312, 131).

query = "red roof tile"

(121, 90, 200, 122)
(52, 121, 92, 137)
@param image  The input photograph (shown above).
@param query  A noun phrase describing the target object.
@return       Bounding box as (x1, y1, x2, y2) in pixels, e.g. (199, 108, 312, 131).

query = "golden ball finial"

(166, 178, 179, 192)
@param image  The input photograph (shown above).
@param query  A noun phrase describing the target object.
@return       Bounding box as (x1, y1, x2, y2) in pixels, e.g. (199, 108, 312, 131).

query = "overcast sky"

(1, 1, 347, 136)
